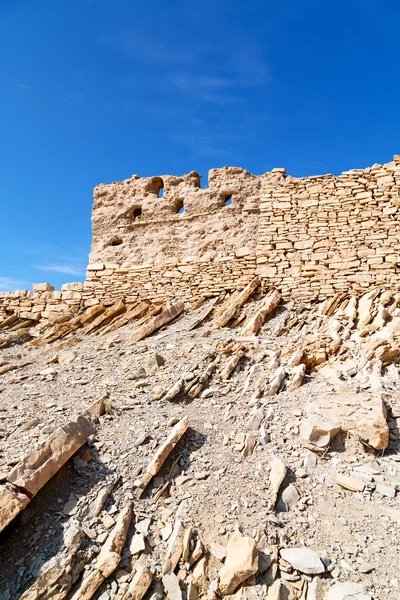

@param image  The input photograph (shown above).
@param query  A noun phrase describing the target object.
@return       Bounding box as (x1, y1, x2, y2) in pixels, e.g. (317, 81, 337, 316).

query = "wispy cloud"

(13, 73, 32, 94)
(14, 83, 32, 93)
(0, 277, 29, 292)
(103, 27, 273, 160)
(102, 31, 200, 66)
(34, 264, 85, 276)
(57, 85, 85, 106)
(105, 30, 271, 104)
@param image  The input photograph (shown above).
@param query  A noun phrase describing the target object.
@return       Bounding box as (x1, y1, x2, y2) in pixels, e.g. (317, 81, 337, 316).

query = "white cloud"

(0, 277, 29, 292)
(34, 264, 85, 276)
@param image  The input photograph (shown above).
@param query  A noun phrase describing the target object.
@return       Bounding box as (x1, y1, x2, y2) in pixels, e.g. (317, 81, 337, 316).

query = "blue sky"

(1, 0, 399, 291)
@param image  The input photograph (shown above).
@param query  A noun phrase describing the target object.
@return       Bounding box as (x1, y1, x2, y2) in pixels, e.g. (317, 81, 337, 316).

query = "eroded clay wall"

(90, 167, 261, 265)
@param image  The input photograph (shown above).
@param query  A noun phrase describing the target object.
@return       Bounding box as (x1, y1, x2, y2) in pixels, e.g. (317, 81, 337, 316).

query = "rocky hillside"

(0, 282, 399, 599)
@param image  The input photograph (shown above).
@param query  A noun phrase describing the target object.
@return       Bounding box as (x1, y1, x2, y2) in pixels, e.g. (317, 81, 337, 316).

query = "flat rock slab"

(7, 415, 95, 497)
(279, 547, 325, 575)
(325, 581, 372, 599)
(303, 392, 389, 450)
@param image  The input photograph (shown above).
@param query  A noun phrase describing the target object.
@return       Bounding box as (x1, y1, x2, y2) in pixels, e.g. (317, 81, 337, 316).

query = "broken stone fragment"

(333, 473, 365, 493)
(214, 278, 260, 328)
(162, 519, 184, 575)
(268, 367, 286, 395)
(279, 547, 325, 575)
(96, 502, 133, 577)
(57, 351, 77, 365)
(243, 433, 256, 458)
(299, 416, 341, 448)
(218, 530, 258, 596)
(162, 572, 183, 600)
(69, 502, 133, 600)
(0, 483, 30, 533)
(278, 484, 300, 512)
(144, 352, 165, 376)
(162, 379, 184, 402)
(240, 289, 281, 336)
(129, 367, 147, 380)
(130, 533, 146, 555)
(7, 415, 95, 498)
(210, 542, 227, 561)
(269, 456, 287, 509)
(287, 363, 306, 391)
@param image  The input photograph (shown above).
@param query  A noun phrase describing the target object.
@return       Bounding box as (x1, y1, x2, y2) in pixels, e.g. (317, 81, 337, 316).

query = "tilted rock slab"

(69, 502, 133, 600)
(131, 302, 185, 343)
(279, 547, 325, 575)
(7, 415, 95, 498)
(214, 278, 260, 328)
(136, 416, 189, 497)
(325, 581, 372, 600)
(241, 289, 281, 335)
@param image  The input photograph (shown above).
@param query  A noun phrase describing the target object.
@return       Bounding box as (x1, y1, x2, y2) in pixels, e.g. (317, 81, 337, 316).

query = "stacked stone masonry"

(2, 155, 400, 319)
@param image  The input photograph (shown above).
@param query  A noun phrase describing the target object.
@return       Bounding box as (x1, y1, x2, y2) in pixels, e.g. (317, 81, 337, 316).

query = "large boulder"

(301, 392, 388, 450)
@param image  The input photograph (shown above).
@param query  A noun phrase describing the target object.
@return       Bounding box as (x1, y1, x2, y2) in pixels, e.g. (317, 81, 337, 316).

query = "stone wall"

(2, 155, 400, 320)
(87, 155, 400, 304)
(0, 283, 84, 323)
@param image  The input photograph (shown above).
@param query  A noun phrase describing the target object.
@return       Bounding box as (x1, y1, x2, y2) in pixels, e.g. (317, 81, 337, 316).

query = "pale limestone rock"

(130, 533, 146, 555)
(278, 484, 300, 512)
(214, 278, 260, 327)
(287, 363, 306, 391)
(218, 530, 258, 596)
(57, 351, 77, 365)
(96, 502, 133, 577)
(162, 573, 183, 600)
(240, 289, 281, 335)
(162, 519, 184, 575)
(268, 367, 286, 395)
(210, 542, 227, 560)
(136, 417, 189, 496)
(325, 582, 372, 600)
(299, 416, 341, 448)
(123, 564, 153, 600)
(131, 303, 184, 343)
(279, 548, 325, 575)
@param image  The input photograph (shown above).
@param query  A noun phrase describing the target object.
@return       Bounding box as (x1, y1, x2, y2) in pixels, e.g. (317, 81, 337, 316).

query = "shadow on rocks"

(141, 427, 208, 501)
(0, 448, 112, 600)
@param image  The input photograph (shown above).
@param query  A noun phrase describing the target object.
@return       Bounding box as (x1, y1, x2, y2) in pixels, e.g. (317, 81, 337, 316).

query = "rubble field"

(0, 283, 399, 600)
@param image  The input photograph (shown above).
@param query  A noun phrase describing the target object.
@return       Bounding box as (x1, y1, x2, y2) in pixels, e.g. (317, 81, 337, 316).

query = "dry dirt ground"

(0, 300, 399, 600)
